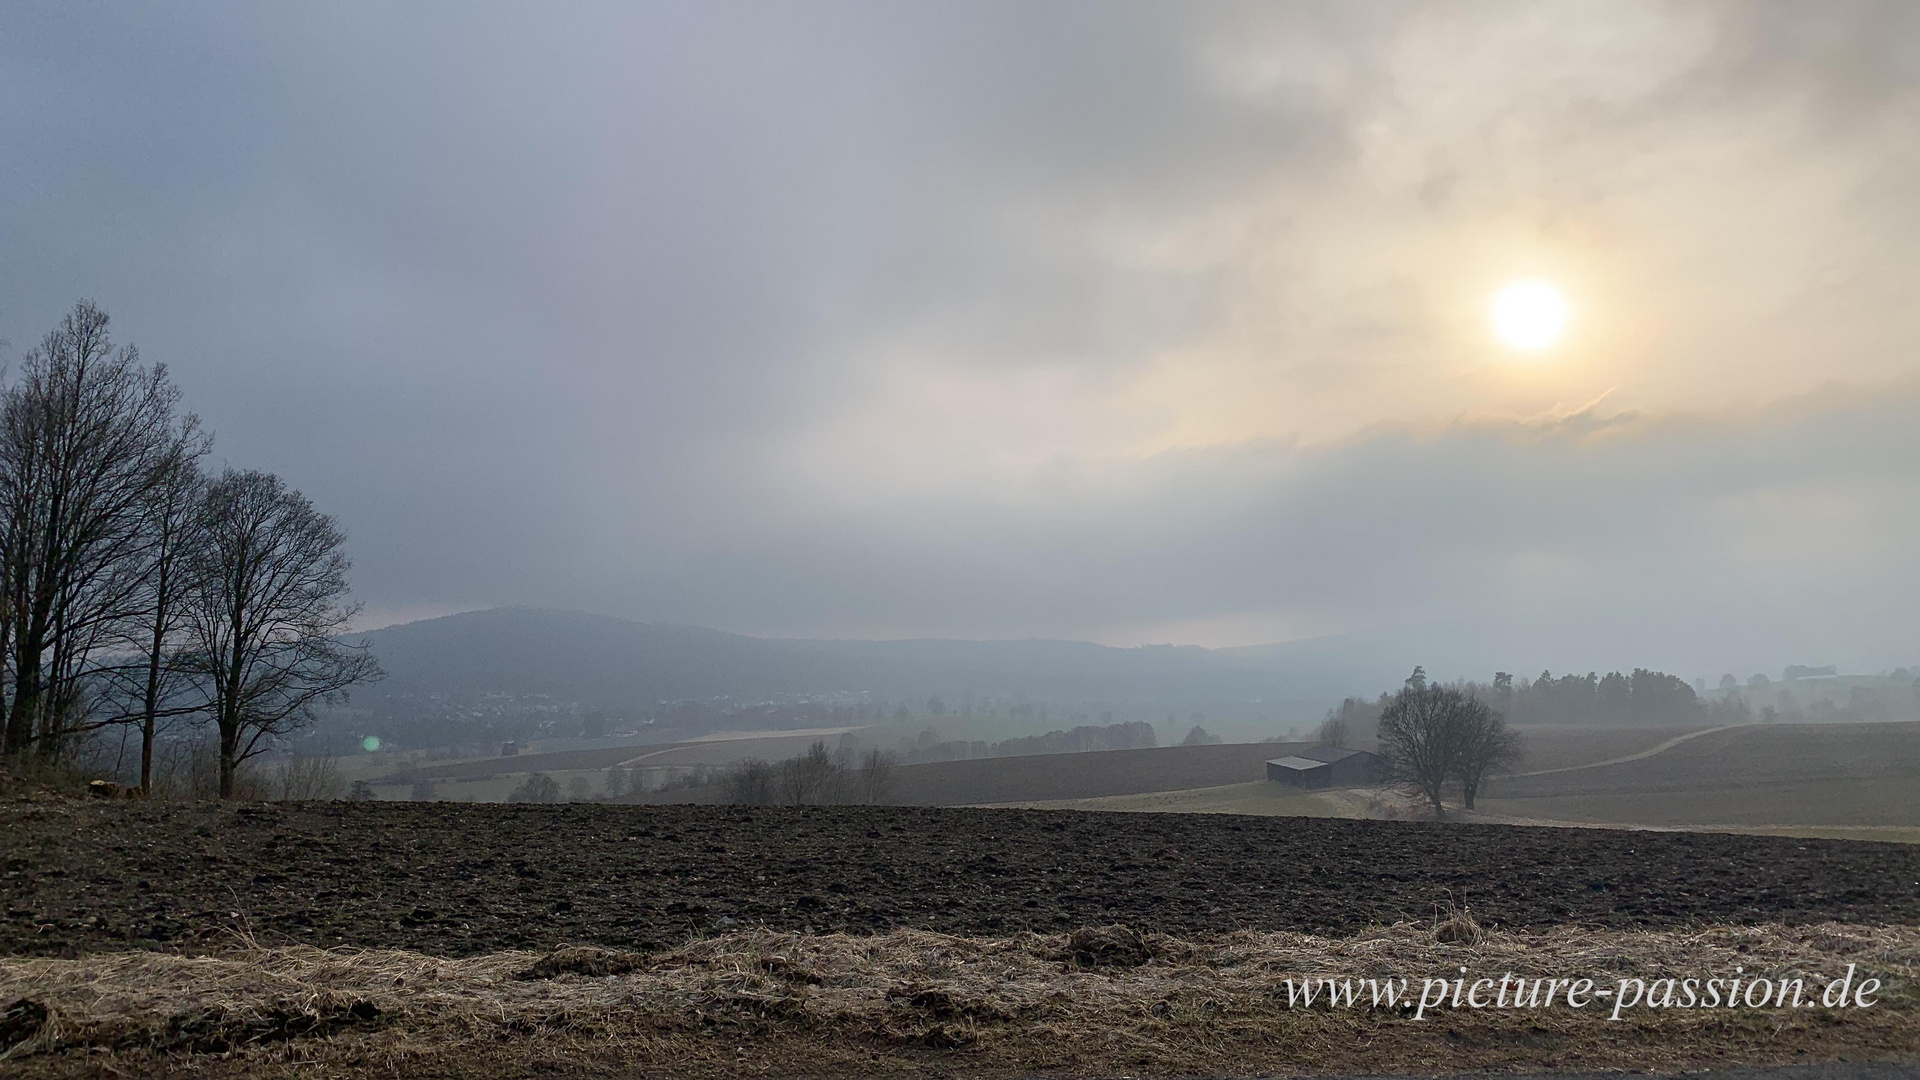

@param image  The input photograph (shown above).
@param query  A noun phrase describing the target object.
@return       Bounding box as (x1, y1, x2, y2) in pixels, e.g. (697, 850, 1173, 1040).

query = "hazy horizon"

(350, 603, 1907, 693)
(7, 2, 1918, 676)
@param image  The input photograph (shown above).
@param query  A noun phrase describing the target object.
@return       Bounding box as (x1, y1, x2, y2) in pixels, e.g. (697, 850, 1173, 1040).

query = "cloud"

(1, 2, 1916, 674)
(626, 381, 1920, 669)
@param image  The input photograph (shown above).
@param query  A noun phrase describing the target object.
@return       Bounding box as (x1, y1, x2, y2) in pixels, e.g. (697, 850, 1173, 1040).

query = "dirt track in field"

(6, 798, 1919, 959)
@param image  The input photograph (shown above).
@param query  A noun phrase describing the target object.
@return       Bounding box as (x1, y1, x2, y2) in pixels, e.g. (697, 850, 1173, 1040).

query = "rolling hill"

(345, 606, 1432, 715)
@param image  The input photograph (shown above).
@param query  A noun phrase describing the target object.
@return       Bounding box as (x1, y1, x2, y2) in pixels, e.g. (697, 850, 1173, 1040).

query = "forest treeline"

(0, 301, 379, 798)
(1321, 666, 1753, 741)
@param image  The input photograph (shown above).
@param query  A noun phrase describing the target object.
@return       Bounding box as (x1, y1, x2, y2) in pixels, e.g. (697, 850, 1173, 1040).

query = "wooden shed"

(1265, 755, 1333, 788)
(1266, 745, 1385, 788)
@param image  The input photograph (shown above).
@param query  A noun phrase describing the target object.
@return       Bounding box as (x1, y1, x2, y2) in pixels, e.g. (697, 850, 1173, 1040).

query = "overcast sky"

(3, 2, 1917, 677)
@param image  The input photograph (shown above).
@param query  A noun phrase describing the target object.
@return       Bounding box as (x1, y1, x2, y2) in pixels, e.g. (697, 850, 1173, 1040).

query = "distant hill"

(351, 607, 860, 704)
(345, 606, 1431, 716)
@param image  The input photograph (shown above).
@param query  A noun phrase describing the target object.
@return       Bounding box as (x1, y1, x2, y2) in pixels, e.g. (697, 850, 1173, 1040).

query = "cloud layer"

(2, 2, 1916, 676)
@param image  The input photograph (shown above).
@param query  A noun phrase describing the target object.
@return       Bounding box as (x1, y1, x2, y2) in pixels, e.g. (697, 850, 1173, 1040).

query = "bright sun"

(1491, 280, 1570, 351)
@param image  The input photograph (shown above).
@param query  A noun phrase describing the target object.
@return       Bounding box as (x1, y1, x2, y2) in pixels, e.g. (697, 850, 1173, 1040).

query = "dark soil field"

(1481, 723, 1920, 829)
(634, 733, 859, 768)
(6, 796, 1918, 959)
(633, 740, 1317, 805)
(372, 741, 670, 784)
(374, 732, 852, 787)
(1493, 723, 1920, 799)
(860, 740, 1317, 806)
(1505, 724, 1713, 773)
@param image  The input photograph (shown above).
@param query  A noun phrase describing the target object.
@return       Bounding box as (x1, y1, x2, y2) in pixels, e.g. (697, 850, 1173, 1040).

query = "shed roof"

(1301, 745, 1376, 764)
(1265, 756, 1331, 772)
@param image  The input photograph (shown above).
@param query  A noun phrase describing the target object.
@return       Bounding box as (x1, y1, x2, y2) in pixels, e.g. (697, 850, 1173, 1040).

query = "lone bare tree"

(778, 741, 839, 805)
(1376, 671, 1520, 817)
(0, 301, 204, 760)
(855, 747, 895, 804)
(1455, 704, 1522, 810)
(182, 469, 380, 798)
(1375, 682, 1462, 818)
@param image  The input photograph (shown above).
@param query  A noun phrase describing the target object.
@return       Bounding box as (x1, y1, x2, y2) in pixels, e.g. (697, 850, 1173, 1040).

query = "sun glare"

(1491, 280, 1570, 351)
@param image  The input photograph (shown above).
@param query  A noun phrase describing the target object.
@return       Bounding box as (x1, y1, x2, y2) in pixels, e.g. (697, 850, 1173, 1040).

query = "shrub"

(276, 756, 347, 801)
(777, 742, 840, 805)
(508, 772, 560, 803)
(723, 759, 777, 805)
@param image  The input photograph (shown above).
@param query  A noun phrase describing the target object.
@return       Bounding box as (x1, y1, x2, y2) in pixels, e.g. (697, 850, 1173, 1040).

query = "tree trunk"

(218, 716, 238, 799)
(140, 713, 155, 794)
(39, 614, 73, 759)
(139, 612, 166, 793)
(6, 627, 44, 756)
(218, 589, 248, 798)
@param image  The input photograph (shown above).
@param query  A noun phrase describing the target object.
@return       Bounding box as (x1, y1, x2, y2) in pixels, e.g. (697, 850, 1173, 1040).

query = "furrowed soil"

(5, 798, 1920, 959)
(5, 797, 1920, 1078)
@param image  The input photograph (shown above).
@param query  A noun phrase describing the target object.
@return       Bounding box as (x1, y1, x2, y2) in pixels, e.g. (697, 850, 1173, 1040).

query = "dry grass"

(1, 921, 1916, 1077)
(1431, 905, 1485, 946)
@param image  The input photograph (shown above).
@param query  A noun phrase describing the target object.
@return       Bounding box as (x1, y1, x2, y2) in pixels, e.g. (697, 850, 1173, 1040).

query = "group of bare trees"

(1375, 668, 1522, 817)
(0, 301, 378, 797)
(719, 742, 897, 806)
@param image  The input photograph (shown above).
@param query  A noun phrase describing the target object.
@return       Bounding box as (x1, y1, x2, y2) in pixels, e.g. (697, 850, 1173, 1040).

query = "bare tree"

(1455, 705, 1522, 810)
(1315, 713, 1349, 747)
(1376, 681, 1468, 818)
(274, 755, 346, 800)
(1377, 671, 1518, 817)
(181, 469, 381, 798)
(507, 773, 560, 803)
(603, 765, 629, 799)
(855, 747, 895, 804)
(1180, 724, 1221, 746)
(132, 454, 209, 791)
(0, 301, 204, 760)
(723, 758, 776, 804)
(92, 452, 209, 791)
(777, 741, 839, 805)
